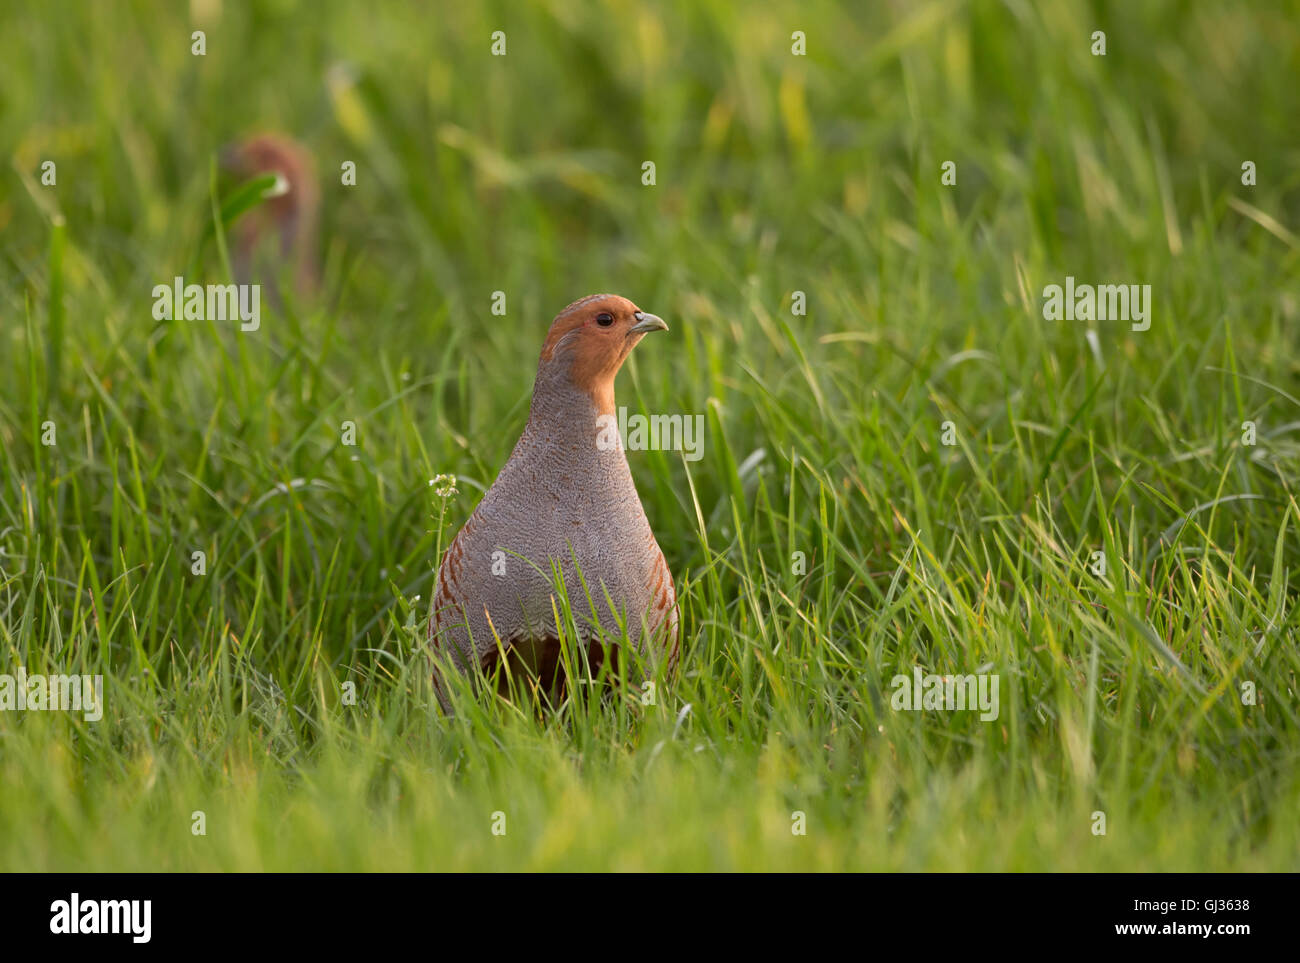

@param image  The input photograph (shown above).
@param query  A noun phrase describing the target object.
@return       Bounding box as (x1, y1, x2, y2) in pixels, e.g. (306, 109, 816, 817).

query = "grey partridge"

(428, 294, 679, 709)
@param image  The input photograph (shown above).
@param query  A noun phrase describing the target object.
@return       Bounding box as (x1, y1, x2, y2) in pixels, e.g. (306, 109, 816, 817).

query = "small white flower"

(430, 473, 458, 497)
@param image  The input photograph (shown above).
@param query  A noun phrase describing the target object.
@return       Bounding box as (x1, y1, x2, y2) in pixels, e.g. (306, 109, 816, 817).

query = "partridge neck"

(530, 359, 614, 426)
(523, 362, 634, 484)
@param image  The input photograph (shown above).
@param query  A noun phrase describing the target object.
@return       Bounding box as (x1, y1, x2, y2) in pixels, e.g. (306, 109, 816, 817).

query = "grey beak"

(630, 311, 668, 334)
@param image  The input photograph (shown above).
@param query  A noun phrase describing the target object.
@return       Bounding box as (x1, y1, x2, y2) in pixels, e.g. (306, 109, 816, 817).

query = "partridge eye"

(596, 312, 615, 327)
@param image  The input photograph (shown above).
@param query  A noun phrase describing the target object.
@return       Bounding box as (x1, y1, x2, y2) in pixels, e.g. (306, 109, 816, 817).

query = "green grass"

(1, 0, 1298, 871)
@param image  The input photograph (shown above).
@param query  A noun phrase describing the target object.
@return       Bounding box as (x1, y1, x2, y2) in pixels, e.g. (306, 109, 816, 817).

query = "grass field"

(1, 0, 1298, 871)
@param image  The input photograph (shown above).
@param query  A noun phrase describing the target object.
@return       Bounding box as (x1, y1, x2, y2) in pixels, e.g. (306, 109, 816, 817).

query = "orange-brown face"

(540, 294, 669, 412)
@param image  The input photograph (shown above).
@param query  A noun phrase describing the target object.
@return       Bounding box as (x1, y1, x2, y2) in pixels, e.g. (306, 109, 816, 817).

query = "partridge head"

(429, 294, 679, 709)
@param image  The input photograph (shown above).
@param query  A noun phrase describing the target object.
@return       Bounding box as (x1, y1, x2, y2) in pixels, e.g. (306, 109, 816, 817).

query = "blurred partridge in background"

(219, 133, 320, 301)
